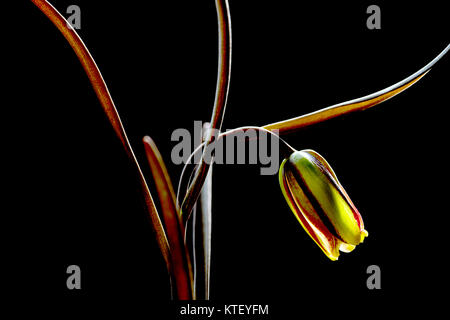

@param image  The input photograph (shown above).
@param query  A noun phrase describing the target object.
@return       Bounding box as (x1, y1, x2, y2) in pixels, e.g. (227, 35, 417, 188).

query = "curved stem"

(180, 0, 232, 220)
(177, 126, 295, 226)
(263, 44, 450, 134)
(31, 0, 171, 272)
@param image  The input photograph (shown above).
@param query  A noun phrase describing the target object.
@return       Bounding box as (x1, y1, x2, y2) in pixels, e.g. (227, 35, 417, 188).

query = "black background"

(7, 0, 449, 316)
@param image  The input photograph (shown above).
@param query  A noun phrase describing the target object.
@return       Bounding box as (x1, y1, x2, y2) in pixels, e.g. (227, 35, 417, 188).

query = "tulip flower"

(279, 150, 368, 260)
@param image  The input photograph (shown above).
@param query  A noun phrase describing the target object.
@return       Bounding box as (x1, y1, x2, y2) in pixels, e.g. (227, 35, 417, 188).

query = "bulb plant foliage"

(31, 0, 449, 300)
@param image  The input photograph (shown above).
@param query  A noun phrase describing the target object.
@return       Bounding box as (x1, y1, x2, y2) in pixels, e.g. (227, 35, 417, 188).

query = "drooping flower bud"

(279, 150, 368, 260)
